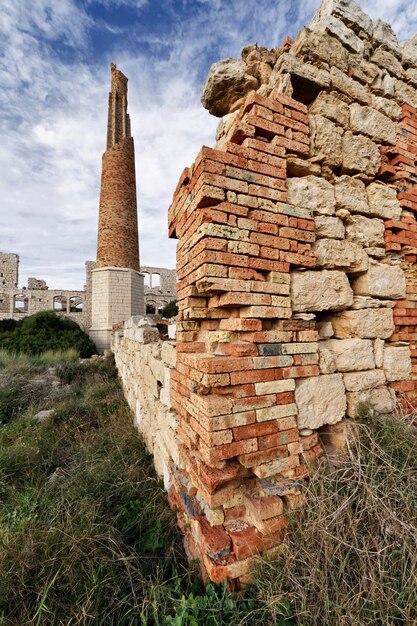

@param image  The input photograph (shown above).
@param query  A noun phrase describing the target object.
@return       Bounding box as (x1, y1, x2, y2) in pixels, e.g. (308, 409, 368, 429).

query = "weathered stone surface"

(342, 131, 381, 178)
(394, 79, 417, 108)
(287, 175, 335, 215)
(371, 96, 402, 121)
(291, 270, 353, 312)
(309, 91, 350, 128)
(335, 175, 368, 214)
(331, 308, 394, 339)
(310, 0, 373, 37)
(290, 27, 349, 72)
(201, 59, 259, 117)
(371, 48, 404, 79)
(318, 345, 336, 374)
(270, 54, 331, 91)
(348, 55, 381, 87)
(343, 368, 386, 392)
(366, 183, 402, 220)
(346, 386, 395, 417)
(349, 103, 397, 145)
(216, 112, 238, 146)
(405, 68, 417, 87)
(330, 66, 371, 105)
(352, 262, 406, 299)
(320, 338, 375, 372)
(295, 373, 346, 430)
(365, 247, 386, 259)
(372, 18, 398, 53)
(350, 296, 395, 309)
(310, 115, 343, 168)
(314, 239, 368, 273)
(318, 320, 334, 339)
(373, 338, 384, 368)
(313, 16, 364, 54)
(315, 216, 345, 239)
(345, 215, 384, 247)
(401, 39, 417, 69)
(383, 346, 412, 382)
(287, 156, 321, 177)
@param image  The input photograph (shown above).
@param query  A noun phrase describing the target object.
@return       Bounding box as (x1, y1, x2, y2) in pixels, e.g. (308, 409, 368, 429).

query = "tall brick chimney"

(97, 63, 140, 271)
(90, 64, 144, 352)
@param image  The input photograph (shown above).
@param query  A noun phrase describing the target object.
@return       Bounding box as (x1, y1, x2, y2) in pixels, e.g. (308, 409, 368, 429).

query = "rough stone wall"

(112, 318, 178, 487)
(141, 265, 177, 312)
(0, 253, 18, 289)
(96, 64, 140, 271)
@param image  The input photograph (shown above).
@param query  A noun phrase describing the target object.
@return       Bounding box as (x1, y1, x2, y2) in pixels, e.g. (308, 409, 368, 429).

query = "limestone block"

(371, 48, 404, 80)
(342, 131, 381, 178)
(372, 18, 399, 53)
(315, 216, 345, 239)
(291, 270, 353, 312)
(318, 346, 336, 374)
(290, 27, 349, 72)
(383, 346, 411, 382)
(161, 341, 176, 367)
(286, 175, 335, 215)
(309, 92, 350, 128)
(310, 115, 343, 168)
(271, 54, 331, 91)
(314, 239, 369, 274)
(331, 308, 394, 339)
(343, 368, 386, 392)
(318, 320, 334, 339)
(135, 326, 160, 344)
(335, 175, 368, 214)
(295, 373, 347, 430)
(216, 112, 239, 146)
(373, 339, 384, 368)
(330, 66, 372, 105)
(345, 215, 384, 247)
(313, 15, 364, 54)
(310, 0, 373, 37)
(201, 58, 259, 117)
(320, 338, 375, 372)
(394, 79, 417, 108)
(286, 156, 321, 177)
(401, 39, 417, 69)
(366, 183, 402, 220)
(350, 296, 395, 310)
(349, 103, 397, 145)
(352, 262, 406, 299)
(405, 68, 417, 87)
(371, 96, 402, 121)
(348, 56, 381, 87)
(346, 386, 395, 417)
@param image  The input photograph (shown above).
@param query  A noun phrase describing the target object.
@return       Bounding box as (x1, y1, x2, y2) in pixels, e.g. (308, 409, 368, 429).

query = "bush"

(0, 311, 96, 358)
(161, 300, 178, 318)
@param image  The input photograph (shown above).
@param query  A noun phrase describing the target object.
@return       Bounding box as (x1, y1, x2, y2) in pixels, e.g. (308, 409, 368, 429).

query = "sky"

(1, 0, 416, 289)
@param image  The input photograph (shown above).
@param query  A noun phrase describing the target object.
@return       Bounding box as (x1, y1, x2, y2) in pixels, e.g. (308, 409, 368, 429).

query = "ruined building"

(112, 0, 417, 586)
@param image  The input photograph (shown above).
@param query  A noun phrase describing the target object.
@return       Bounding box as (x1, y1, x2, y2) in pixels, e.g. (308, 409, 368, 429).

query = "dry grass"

(255, 409, 417, 626)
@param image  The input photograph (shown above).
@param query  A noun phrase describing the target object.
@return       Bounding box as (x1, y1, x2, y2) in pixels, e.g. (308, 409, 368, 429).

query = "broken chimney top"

(107, 62, 131, 150)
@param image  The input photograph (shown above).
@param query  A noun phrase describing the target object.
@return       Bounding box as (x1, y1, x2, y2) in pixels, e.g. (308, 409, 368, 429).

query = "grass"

(0, 349, 415, 625)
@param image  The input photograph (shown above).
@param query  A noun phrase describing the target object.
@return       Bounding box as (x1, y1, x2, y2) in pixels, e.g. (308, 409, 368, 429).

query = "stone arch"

(69, 296, 83, 312)
(13, 294, 28, 313)
(152, 273, 161, 288)
(53, 295, 67, 312)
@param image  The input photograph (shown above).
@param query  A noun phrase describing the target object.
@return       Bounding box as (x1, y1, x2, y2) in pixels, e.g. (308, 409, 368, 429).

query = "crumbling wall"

(114, 0, 417, 586)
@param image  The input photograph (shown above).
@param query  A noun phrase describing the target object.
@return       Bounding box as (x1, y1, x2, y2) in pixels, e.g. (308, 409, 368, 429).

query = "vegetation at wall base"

(0, 311, 96, 358)
(0, 349, 415, 625)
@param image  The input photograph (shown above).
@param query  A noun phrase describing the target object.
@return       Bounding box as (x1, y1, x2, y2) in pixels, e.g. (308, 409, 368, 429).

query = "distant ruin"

(113, 0, 417, 586)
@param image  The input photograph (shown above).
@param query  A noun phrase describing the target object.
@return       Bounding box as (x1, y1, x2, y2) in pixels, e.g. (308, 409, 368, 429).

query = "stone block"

(271, 53, 331, 91)
(345, 215, 384, 247)
(372, 18, 398, 53)
(330, 66, 372, 105)
(335, 175, 368, 214)
(291, 270, 353, 312)
(310, 114, 343, 168)
(342, 131, 381, 178)
(295, 373, 346, 430)
(371, 96, 402, 121)
(315, 216, 345, 239)
(394, 79, 417, 108)
(349, 103, 397, 144)
(366, 183, 402, 220)
(201, 58, 259, 116)
(346, 386, 395, 417)
(331, 308, 394, 339)
(287, 176, 335, 215)
(290, 27, 349, 72)
(309, 92, 350, 128)
(314, 239, 369, 274)
(313, 15, 365, 54)
(352, 262, 406, 299)
(343, 369, 386, 392)
(371, 48, 404, 80)
(383, 346, 411, 382)
(310, 0, 373, 37)
(319, 338, 375, 372)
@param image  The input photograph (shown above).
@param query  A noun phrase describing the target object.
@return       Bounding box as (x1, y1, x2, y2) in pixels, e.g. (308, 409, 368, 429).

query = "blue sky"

(1, 0, 416, 288)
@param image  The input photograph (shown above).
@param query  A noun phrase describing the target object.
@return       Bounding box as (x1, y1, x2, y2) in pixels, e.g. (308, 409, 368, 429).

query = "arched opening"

(14, 294, 28, 313)
(143, 272, 151, 287)
(53, 295, 67, 312)
(152, 273, 161, 288)
(69, 296, 83, 313)
(146, 303, 156, 314)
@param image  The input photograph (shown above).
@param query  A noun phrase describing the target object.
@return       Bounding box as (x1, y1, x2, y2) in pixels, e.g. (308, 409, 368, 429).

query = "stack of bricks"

(167, 92, 322, 584)
(383, 104, 417, 403)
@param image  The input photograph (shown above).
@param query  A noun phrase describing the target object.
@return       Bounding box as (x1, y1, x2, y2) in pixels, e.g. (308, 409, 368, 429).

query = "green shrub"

(161, 300, 178, 319)
(0, 311, 96, 358)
